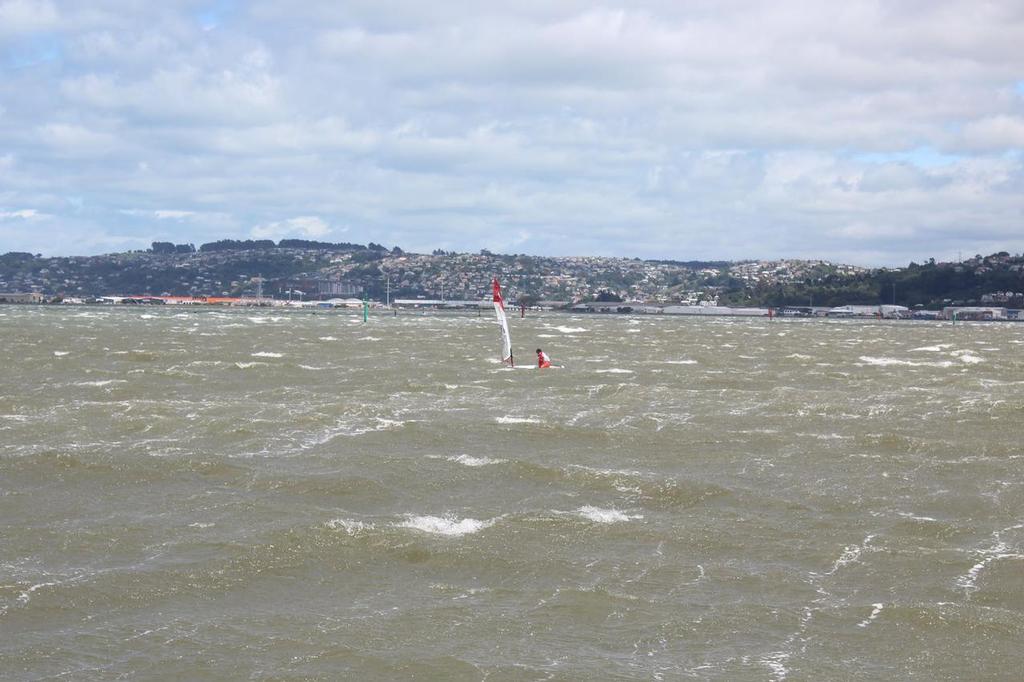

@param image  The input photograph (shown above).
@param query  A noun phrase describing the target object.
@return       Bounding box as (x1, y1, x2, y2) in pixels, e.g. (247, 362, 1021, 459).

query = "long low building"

(0, 292, 44, 303)
(942, 306, 1008, 320)
(571, 302, 770, 316)
(392, 298, 488, 309)
(827, 304, 910, 318)
(661, 305, 771, 316)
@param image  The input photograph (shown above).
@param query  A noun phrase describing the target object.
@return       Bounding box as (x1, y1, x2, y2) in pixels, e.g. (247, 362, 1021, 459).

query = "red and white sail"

(492, 278, 513, 366)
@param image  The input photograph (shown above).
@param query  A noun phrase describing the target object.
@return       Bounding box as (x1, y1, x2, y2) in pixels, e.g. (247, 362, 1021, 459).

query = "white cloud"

(0, 208, 42, 219)
(960, 115, 1024, 150)
(36, 123, 120, 155)
(119, 209, 197, 220)
(153, 210, 195, 220)
(0, 0, 57, 36)
(60, 63, 282, 124)
(251, 216, 332, 240)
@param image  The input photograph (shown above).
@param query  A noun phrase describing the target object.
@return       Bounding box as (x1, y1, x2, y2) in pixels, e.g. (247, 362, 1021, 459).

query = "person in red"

(536, 348, 552, 368)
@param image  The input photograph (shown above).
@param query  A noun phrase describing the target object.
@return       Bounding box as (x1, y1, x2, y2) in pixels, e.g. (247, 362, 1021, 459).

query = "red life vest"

(538, 352, 551, 368)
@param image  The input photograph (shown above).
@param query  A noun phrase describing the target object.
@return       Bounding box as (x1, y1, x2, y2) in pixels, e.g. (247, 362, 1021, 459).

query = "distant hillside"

(719, 253, 1024, 309)
(1, 240, 1021, 309)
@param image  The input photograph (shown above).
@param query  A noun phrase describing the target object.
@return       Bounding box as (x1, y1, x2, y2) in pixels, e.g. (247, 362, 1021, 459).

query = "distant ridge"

(1, 244, 1021, 310)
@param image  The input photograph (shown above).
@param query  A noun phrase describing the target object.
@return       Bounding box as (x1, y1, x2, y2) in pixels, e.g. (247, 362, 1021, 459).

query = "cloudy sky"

(1, 0, 1022, 264)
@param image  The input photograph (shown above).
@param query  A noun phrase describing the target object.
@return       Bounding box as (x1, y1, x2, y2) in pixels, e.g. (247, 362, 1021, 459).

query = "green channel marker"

(363, 297, 369, 322)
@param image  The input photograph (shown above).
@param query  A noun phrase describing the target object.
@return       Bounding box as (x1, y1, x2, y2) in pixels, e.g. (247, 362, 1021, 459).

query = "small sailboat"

(492, 278, 514, 367)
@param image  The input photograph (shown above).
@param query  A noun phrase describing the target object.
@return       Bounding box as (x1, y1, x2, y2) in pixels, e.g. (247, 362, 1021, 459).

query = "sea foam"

(858, 356, 954, 368)
(952, 350, 984, 364)
(857, 603, 885, 628)
(448, 454, 506, 467)
(397, 515, 494, 536)
(496, 416, 540, 424)
(576, 506, 642, 523)
(326, 518, 373, 535)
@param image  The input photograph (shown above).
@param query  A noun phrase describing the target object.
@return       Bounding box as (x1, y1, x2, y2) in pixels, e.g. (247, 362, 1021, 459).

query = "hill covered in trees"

(718, 253, 1024, 309)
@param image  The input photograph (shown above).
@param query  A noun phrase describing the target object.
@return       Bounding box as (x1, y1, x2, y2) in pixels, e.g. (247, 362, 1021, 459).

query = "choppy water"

(1, 306, 1022, 680)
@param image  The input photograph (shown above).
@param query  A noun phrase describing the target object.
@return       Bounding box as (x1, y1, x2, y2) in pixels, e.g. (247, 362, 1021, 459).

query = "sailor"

(536, 348, 552, 369)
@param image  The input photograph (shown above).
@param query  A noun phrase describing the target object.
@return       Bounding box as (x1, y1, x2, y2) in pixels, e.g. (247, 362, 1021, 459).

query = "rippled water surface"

(2, 307, 1023, 680)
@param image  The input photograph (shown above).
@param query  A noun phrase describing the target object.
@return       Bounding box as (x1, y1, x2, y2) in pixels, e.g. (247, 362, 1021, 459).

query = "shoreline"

(3, 299, 1022, 322)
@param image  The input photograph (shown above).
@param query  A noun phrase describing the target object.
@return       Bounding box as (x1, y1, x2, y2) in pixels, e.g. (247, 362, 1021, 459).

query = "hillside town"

(1, 242, 1022, 320)
(0, 244, 801, 304)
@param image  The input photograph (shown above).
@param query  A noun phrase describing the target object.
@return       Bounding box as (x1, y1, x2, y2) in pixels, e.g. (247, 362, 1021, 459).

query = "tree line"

(150, 239, 401, 254)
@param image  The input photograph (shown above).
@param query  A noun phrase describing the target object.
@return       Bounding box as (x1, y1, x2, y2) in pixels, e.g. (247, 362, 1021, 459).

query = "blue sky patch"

(4, 35, 61, 70)
(195, 1, 236, 31)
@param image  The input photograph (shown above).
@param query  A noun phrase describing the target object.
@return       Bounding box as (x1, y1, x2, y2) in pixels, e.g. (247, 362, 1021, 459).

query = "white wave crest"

(952, 350, 983, 364)
(449, 454, 506, 467)
(496, 416, 540, 424)
(17, 580, 59, 604)
(955, 523, 1024, 595)
(326, 518, 373, 535)
(251, 351, 283, 358)
(596, 368, 633, 374)
(304, 417, 406, 444)
(53, 351, 70, 356)
(553, 326, 587, 333)
(398, 515, 494, 536)
(857, 603, 885, 628)
(824, 534, 876, 575)
(576, 506, 642, 523)
(858, 356, 953, 368)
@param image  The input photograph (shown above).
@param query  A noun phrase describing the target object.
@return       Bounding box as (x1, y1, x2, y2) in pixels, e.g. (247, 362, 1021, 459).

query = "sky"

(0, 0, 1022, 265)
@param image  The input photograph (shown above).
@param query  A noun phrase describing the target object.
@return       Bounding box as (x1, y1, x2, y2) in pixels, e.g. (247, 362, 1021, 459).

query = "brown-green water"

(1, 307, 1022, 680)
